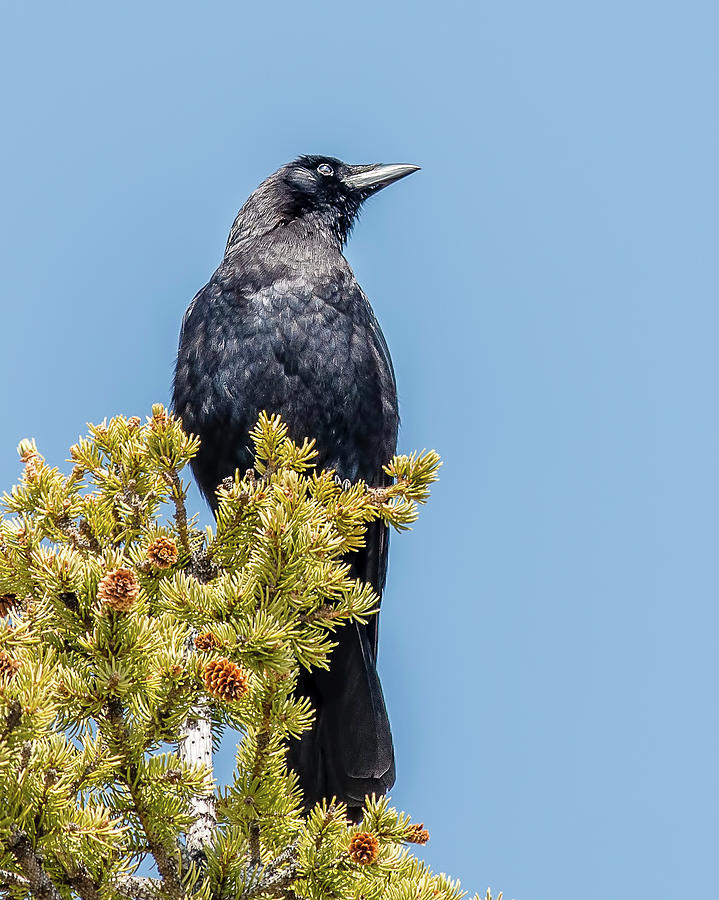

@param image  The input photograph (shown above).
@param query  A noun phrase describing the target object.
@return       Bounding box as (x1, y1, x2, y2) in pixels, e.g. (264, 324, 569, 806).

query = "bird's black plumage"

(173, 154, 418, 817)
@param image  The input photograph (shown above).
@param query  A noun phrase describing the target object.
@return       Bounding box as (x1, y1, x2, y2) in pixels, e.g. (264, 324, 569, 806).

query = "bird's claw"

(333, 474, 353, 492)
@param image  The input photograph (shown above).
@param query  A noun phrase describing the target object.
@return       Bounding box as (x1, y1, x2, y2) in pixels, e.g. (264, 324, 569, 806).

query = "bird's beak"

(344, 163, 421, 193)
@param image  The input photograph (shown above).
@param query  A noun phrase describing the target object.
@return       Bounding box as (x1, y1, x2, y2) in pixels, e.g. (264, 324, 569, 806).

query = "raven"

(173, 155, 419, 817)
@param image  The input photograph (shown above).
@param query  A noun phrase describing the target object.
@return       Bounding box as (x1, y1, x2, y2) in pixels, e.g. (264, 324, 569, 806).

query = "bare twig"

(56, 517, 101, 554)
(230, 841, 299, 900)
(112, 876, 163, 900)
(0, 699, 23, 743)
(188, 546, 217, 583)
(0, 867, 30, 890)
(313, 805, 338, 856)
(262, 840, 299, 874)
(248, 826, 261, 866)
(240, 864, 297, 900)
(299, 604, 345, 624)
(65, 867, 101, 900)
(163, 469, 191, 558)
(248, 693, 274, 867)
(6, 830, 62, 900)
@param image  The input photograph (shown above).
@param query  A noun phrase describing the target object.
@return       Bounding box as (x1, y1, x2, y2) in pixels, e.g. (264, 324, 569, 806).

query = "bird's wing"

(177, 287, 205, 349)
(362, 288, 398, 394)
(346, 290, 397, 659)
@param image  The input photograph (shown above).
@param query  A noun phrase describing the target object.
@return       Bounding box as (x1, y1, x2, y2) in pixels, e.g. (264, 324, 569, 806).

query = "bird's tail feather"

(287, 621, 395, 819)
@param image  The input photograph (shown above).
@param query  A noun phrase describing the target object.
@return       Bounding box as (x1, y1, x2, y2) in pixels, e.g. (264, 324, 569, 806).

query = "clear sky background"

(2, 2, 718, 897)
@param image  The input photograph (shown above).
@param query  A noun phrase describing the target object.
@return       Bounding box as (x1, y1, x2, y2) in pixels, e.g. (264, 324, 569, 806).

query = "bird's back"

(174, 243, 398, 495)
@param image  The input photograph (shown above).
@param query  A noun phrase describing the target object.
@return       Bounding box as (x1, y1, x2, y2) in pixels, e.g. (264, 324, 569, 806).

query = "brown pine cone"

(348, 831, 379, 865)
(0, 649, 21, 681)
(195, 631, 220, 651)
(97, 568, 139, 612)
(203, 658, 249, 701)
(0, 595, 20, 617)
(146, 537, 178, 569)
(406, 823, 430, 845)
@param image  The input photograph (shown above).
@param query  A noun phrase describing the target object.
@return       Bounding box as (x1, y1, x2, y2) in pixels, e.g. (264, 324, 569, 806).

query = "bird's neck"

(226, 193, 351, 254)
(226, 212, 346, 263)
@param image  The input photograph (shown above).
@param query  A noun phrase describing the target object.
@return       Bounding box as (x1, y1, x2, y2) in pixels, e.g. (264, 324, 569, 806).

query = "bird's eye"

(317, 163, 334, 176)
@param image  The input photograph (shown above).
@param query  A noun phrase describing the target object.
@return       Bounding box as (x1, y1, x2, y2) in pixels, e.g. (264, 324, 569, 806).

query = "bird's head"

(226, 155, 420, 252)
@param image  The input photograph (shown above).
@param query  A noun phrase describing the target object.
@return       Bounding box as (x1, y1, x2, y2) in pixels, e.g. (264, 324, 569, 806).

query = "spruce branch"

(124, 766, 186, 899)
(102, 700, 186, 899)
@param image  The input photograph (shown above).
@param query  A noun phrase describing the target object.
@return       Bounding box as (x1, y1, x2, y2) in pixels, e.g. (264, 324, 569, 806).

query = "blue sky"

(2, 2, 718, 896)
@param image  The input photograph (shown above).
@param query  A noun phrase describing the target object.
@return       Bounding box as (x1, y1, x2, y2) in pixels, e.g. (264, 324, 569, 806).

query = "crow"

(173, 154, 419, 818)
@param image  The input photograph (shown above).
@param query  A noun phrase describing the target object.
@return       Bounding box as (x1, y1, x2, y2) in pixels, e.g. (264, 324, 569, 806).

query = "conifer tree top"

(0, 407, 499, 900)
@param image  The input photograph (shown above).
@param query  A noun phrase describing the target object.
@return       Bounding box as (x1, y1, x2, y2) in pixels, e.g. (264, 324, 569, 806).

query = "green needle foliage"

(0, 406, 499, 900)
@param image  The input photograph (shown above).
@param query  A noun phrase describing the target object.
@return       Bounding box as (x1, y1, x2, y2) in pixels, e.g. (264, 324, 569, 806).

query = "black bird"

(173, 155, 419, 817)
